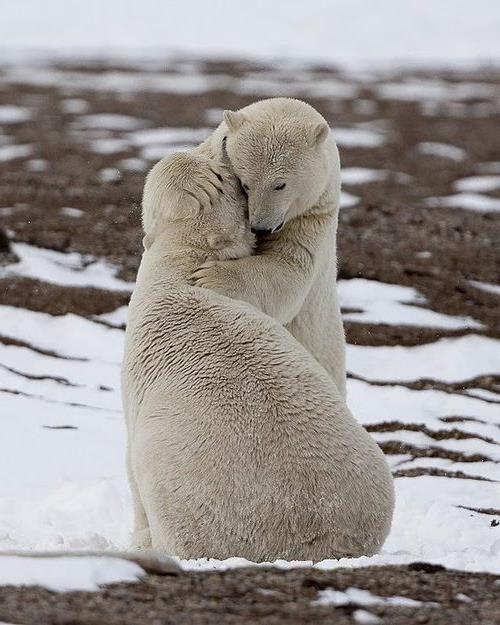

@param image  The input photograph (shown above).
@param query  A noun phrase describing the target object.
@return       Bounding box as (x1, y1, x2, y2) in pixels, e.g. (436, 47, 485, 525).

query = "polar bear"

(122, 156, 394, 562)
(142, 98, 347, 398)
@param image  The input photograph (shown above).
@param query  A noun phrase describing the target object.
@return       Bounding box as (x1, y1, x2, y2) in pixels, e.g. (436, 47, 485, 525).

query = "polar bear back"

(124, 281, 394, 561)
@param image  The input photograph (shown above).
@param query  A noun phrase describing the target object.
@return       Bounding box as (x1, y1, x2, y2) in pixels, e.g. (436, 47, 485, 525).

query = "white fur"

(176, 98, 347, 397)
(122, 164, 394, 561)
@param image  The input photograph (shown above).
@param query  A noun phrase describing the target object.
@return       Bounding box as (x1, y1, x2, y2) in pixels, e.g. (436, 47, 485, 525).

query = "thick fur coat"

(122, 162, 394, 562)
(142, 98, 347, 398)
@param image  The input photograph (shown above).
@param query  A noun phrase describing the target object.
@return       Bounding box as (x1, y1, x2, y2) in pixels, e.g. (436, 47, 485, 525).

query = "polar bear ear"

(309, 122, 330, 146)
(223, 110, 247, 133)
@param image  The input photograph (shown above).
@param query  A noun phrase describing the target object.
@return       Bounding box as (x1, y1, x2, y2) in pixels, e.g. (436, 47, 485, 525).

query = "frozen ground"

(0, 247, 498, 584)
(0, 52, 498, 604)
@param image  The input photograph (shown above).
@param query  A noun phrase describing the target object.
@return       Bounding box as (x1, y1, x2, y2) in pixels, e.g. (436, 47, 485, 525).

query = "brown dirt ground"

(1, 564, 500, 625)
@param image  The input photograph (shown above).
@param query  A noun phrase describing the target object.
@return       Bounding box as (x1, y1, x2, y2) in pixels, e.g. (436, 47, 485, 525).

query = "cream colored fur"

(122, 162, 394, 561)
(145, 98, 346, 397)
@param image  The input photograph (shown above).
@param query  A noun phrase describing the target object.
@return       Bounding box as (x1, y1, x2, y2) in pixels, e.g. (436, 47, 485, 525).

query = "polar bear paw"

(172, 154, 227, 212)
(190, 260, 233, 293)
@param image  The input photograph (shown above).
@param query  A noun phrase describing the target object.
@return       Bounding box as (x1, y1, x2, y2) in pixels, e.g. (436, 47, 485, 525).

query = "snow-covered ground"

(0, 555, 145, 592)
(0, 245, 498, 587)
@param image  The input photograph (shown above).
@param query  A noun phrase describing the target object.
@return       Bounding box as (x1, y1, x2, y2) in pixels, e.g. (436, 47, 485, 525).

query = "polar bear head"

(222, 98, 336, 234)
(142, 155, 254, 261)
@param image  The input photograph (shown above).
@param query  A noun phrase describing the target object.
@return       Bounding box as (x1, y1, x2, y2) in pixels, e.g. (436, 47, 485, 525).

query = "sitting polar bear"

(143, 98, 347, 398)
(122, 157, 394, 562)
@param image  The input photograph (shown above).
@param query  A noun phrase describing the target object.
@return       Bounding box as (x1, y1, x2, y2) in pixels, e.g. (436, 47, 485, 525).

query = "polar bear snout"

(248, 199, 288, 234)
(251, 220, 284, 235)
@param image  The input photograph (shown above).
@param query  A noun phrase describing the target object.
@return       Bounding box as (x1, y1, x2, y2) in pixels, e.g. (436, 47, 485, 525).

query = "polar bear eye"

(242, 183, 249, 192)
(274, 182, 286, 191)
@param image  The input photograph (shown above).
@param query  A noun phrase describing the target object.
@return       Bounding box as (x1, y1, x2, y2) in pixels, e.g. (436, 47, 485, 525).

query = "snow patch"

(417, 142, 466, 161)
(342, 167, 386, 185)
(425, 193, 500, 213)
(347, 335, 500, 383)
(334, 127, 385, 148)
(0, 105, 31, 123)
(0, 554, 144, 592)
(313, 586, 431, 607)
(340, 191, 359, 208)
(60, 206, 85, 218)
(377, 80, 498, 102)
(117, 157, 147, 172)
(129, 126, 211, 147)
(73, 113, 149, 131)
(469, 280, 500, 296)
(2, 242, 134, 291)
(89, 137, 130, 155)
(339, 279, 482, 329)
(61, 98, 90, 114)
(0, 144, 33, 162)
(26, 158, 48, 172)
(98, 167, 122, 183)
(453, 175, 500, 193)
(353, 610, 382, 624)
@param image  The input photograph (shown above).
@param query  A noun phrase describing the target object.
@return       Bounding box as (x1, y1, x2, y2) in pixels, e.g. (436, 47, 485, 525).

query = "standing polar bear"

(123, 158, 394, 562)
(142, 98, 347, 398)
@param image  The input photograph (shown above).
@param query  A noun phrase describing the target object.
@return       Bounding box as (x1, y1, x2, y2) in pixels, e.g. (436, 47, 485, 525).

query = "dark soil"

(1, 564, 499, 625)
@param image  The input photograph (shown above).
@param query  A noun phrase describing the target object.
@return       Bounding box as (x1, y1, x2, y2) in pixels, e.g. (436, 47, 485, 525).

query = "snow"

(0, 554, 144, 592)
(469, 280, 500, 296)
(129, 127, 212, 147)
(313, 586, 430, 607)
(417, 142, 466, 161)
(342, 168, 387, 186)
(453, 175, 500, 193)
(96, 306, 129, 328)
(26, 158, 48, 172)
(0, 307, 123, 362)
(2, 243, 134, 291)
(425, 193, 500, 213)
(347, 335, 500, 383)
(61, 98, 90, 114)
(73, 113, 149, 131)
(0, 257, 498, 579)
(456, 593, 472, 603)
(0, 105, 31, 124)
(338, 279, 482, 329)
(117, 157, 148, 172)
(1, 0, 500, 68)
(89, 137, 130, 155)
(348, 378, 499, 430)
(340, 191, 360, 208)
(0, 144, 33, 162)
(3, 67, 232, 95)
(61, 206, 85, 218)
(377, 80, 498, 102)
(98, 167, 123, 183)
(353, 610, 382, 624)
(334, 128, 385, 148)
(237, 74, 359, 99)
(77, 126, 211, 159)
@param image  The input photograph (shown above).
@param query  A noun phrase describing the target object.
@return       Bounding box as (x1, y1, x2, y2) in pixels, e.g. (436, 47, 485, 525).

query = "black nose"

(251, 222, 284, 235)
(251, 227, 273, 235)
